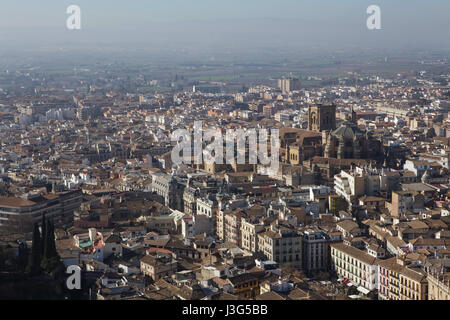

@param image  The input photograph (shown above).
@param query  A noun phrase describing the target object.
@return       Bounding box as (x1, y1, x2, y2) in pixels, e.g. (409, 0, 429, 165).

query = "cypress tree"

(44, 220, 61, 272)
(41, 218, 50, 270)
(40, 214, 47, 258)
(47, 221, 57, 258)
(26, 223, 41, 276)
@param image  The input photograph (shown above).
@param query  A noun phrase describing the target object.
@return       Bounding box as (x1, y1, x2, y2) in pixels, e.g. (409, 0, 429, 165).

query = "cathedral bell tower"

(308, 104, 336, 132)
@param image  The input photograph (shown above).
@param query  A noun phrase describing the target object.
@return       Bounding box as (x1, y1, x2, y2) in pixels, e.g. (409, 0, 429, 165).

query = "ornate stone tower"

(308, 104, 336, 132)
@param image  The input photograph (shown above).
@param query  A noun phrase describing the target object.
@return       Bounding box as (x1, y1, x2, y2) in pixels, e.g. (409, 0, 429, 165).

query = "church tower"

(351, 106, 357, 123)
(308, 104, 336, 132)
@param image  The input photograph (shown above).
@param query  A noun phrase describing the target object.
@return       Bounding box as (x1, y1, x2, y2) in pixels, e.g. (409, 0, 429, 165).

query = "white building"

(330, 242, 379, 291)
(181, 214, 213, 239)
(334, 166, 399, 204)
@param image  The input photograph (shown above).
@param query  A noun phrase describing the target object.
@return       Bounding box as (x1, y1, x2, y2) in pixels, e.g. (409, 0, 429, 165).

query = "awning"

(357, 286, 370, 295)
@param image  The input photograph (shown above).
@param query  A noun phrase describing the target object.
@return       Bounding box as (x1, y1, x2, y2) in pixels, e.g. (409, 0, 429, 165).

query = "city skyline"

(1, 0, 450, 306)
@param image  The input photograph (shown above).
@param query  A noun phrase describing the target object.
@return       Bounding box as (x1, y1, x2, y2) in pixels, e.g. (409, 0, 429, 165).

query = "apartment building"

(196, 195, 219, 223)
(334, 166, 400, 205)
(302, 229, 328, 276)
(140, 252, 178, 281)
(181, 214, 212, 239)
(399, 266, 428, 300)
(228, 273, 260, 299)
(330, 242, 379, 291)
(238, 205, 267, 253)
(0, 189, 82, 234)
(216, 209, 225, 241)
(390, 191, 425, 217)
(428, 272, 450, 300)
(334, 170, 365, 205)
(224, 210, 244, 246)
(336, 220, 362, 238)
(278, 78, 301, 94)
(216, 197, 250, 242)
(403, 159, 432, 177)
(378, 257, 428, 300)
(258, 223, 302, 268)
(151, 173, 185, 211)
(183, 187, 198, 216)
(378, 257, 403, 300)
(241, 218, 265, 253)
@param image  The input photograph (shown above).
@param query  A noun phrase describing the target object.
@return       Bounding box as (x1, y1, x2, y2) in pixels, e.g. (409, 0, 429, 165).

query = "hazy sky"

(0, 0, 449, 52)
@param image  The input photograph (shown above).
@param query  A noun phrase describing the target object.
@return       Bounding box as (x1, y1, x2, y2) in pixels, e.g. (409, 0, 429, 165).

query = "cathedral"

(324, 110, 382, 160)
(323, 120, 382, 159)
(308, 104, 382, 160)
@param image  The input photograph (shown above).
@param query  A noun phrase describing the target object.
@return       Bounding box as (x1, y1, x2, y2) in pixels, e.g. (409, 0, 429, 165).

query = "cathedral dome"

(331, 120, 365, 139)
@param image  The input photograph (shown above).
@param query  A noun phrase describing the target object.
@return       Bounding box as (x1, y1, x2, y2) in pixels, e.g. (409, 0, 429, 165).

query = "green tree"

(46, 221, 58, 258)
(40, 214, 47, 255)
(42, 220, 62, 273)
(26, 223, 42, 276)
(40, 214, 47, 269)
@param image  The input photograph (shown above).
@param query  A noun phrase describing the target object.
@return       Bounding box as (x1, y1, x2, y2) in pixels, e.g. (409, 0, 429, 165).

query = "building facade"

(330, 242, 379, 291)
(428, 272, 450, 300)
(0, 190, 82, 234)
(258, 223, 302, 268)
(302, 229, 328, 276)
(278, 78, 301, 94)
(151, 173, 185, 212)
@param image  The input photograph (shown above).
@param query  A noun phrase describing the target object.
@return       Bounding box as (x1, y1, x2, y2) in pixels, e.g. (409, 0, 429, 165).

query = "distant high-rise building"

(77, 105, 103, 121)
(278, 78, 301, 93)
